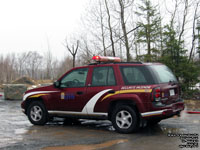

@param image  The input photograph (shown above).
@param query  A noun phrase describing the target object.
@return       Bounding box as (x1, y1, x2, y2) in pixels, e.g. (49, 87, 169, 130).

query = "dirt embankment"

(184, 100, 200, 111)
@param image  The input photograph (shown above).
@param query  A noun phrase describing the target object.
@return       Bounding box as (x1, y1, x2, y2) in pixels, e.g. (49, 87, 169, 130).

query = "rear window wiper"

(169, 80, 177, 86)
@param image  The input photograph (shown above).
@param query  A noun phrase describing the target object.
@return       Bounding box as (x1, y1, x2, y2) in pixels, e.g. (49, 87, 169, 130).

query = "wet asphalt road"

(0, 98, 200, 150)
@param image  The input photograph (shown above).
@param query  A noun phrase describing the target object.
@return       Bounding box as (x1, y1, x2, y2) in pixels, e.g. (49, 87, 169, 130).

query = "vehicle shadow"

(45, 118, 171, 135)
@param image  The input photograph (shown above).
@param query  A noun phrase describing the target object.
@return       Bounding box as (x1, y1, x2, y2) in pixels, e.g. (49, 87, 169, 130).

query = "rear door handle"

(77, 91, 83, 95)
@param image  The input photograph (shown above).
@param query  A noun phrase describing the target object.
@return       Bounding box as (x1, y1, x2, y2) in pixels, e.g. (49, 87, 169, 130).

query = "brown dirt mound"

(12, 76, 36, 85)
(184, 100, 200, 111)
(0, 84, 3, 92)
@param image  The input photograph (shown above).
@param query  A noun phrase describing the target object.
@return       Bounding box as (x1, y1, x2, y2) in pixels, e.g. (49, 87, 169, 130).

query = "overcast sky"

(0, 0, 195, 60)
(0, 0, 89, 59)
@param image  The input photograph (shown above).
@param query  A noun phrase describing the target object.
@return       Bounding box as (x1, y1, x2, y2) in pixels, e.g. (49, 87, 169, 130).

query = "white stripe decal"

(23, 91, 59, 101)
(82, 89, 112, 114)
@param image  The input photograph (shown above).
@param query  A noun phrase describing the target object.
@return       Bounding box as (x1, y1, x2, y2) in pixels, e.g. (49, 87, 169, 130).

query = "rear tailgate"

(160, 83, 180, 105)
(147, 64, 182, 105)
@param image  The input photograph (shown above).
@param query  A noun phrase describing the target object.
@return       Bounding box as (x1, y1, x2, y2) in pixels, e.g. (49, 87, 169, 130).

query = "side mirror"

(53, 81, 60, 88)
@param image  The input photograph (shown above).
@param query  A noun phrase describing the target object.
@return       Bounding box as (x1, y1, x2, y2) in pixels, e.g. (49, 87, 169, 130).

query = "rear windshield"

(120, 66, 155, 85)
(148, 65, 177, 83)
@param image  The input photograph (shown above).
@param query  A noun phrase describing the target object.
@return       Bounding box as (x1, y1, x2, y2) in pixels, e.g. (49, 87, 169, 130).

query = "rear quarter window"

(148, 65, 177, 83)
(120, 66, 155, 85)
(92, 66, 116, 86)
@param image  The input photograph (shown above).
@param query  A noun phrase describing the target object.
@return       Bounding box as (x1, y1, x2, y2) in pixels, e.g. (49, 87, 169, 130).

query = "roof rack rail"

(88, 62, 143, 65)
(88, 62, 114, 65)
(114, 62, 143, 64)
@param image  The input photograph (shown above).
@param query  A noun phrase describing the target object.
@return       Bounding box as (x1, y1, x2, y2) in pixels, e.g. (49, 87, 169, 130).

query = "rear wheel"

(111, 105, 139, 133)
(147, 119, 161, 126)
(27, 101, 48, 125)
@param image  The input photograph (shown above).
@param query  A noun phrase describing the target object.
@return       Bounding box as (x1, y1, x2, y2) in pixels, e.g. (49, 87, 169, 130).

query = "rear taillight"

(152, 87, 161, 102)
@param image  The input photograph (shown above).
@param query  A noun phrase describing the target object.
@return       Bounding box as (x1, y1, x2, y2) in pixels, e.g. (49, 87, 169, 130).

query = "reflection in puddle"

(15, 128, 28, 134)
(161, 127, 187, 134)
(42, 139, 128, 150)
(193, 120, 200, 124)
(180, 109, 189, 120)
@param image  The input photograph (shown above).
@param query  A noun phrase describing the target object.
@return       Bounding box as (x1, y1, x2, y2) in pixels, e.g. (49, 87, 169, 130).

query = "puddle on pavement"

(42, 139, 128, 150)
(15, 128, 28, 134)
(161, 127, 187, 134)
(193, 120, 200, 124)
(180, 109, 188, 119)
(0, 136, 23, 147)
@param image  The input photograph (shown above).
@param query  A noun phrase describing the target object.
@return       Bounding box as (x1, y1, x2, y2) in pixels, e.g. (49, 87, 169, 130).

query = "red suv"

(21, 56, 184, 133)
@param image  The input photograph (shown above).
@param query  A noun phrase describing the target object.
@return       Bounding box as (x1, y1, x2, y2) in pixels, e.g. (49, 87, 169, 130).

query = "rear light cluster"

(152, 87, 161, 102)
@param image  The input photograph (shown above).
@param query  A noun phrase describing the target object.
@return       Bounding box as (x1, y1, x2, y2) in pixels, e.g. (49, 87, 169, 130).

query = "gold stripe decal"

(101, 89, 152, 101)
(29, 94, 48, 98)
(23, 91, 59, 101)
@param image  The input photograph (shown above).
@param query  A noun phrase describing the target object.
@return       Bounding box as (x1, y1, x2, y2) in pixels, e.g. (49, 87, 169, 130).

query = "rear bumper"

(141, 101, 184, 118)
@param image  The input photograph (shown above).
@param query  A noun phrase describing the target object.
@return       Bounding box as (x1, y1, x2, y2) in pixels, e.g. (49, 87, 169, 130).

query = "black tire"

(63, 118, 80, 125)
(147, 119, 161, 126)
(27, 101, 48, 125)
(111, 105, 139, 134)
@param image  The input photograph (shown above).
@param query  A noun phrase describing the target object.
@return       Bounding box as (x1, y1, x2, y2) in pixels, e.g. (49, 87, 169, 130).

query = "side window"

(60, 68, 88, 88)
(120, 66, 152, 85)
(92, 67, 116, 86)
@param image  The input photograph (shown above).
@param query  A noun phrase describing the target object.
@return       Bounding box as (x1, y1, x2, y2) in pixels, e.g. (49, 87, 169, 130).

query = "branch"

(74, 40, 79, 55)
(189, 1, 200, 62)
(178, 0, 188, 45)
(98, 25, 141, 54)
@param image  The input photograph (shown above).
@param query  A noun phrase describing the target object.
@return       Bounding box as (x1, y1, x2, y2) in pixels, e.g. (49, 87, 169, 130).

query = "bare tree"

(174, 0, 189, 65)
(178, 0, 189, 46)
(79, 38, 94, 65)
(189, 1, 200, 62)
(64, 39, 79, 68)
(0, 53, 17, 83)
(104, 0, 115, 56)
(26, 51, 43, 79)
(168, 0, 179, 29)
(57, 56, 73, 77)
(17, 52, 32, 77)
(198, 20, 200, 59)
(118, 0, 133, 61)
(45, 36, 53, 80)
(99, 0, 107, 56)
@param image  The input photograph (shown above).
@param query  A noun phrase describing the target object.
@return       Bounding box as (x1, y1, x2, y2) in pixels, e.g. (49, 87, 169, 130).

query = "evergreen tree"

(135, 0, 161, 62)
(160, 25, 199, 91)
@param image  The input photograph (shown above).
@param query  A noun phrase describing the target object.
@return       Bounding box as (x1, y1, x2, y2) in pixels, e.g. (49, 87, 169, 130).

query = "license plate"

(170, 89, 175, 96)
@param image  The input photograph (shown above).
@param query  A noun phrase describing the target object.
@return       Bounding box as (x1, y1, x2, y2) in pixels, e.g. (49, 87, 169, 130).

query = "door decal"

(61, 92, 75, 100)
(82, 89, 112, 114)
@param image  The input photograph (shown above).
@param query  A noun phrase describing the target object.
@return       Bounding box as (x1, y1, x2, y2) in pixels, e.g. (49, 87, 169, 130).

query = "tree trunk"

(99, 1, 107, 56)
(118, 0, 130, 61)
(105, 0, 115, 56)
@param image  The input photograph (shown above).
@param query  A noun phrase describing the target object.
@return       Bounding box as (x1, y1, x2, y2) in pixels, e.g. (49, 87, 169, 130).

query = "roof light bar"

(92, 56, 121, 63)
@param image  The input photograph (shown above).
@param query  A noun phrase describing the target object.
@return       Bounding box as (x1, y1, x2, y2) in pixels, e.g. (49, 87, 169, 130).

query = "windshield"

(148, 65, 177, 83)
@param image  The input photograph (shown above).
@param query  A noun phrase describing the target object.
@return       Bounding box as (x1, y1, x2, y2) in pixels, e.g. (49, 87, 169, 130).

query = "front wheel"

(27, 101, 48, 125)
(111, 105, 139, 134)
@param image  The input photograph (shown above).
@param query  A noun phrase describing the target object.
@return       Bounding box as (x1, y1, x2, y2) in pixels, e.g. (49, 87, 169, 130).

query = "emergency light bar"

(92, 56, 121, 62)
